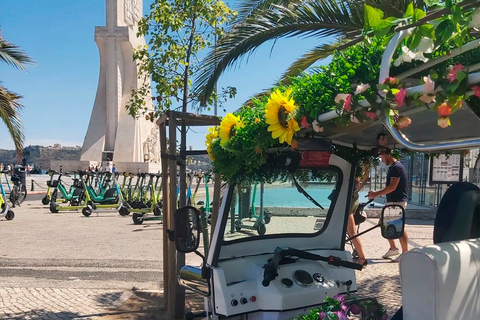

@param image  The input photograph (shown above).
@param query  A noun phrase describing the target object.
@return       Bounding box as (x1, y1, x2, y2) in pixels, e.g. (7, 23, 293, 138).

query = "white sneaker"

(392, 253, 404, 263)
(382, 248, 400, 259)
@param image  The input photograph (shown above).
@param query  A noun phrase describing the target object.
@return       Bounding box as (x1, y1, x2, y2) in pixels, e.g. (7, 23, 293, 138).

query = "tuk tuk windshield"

(222, 168, 340, 242)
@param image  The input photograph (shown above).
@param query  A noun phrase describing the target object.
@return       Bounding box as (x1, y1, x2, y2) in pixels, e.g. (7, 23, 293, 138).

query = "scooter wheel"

(153, 204, 162, 216)
(5, 210, 14, 220)
(119, 206, 130, 216)
(50, 204, 59, 213)
(257, 223, 266, 236)
(82, 207, 92, 217)
(42, 196, 50, 205)
(132, 213, 144, 225)
(235, 220, 242, 232)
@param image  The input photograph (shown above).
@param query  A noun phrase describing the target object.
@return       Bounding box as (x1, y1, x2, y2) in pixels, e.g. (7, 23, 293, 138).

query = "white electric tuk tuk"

(172, 29, 480, 320)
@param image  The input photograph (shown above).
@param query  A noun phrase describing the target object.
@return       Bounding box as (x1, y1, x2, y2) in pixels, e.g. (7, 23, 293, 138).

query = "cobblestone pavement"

(0, 195, 434, 319)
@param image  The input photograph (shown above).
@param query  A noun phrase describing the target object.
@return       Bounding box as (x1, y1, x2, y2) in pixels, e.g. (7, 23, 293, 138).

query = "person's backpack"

(353, 203, 368, 225)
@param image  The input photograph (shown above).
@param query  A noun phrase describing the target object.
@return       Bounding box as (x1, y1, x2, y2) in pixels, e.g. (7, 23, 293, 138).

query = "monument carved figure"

(80, 0, 159, 165)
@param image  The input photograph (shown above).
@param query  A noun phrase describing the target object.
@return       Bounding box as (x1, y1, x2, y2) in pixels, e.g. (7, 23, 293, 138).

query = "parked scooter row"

(117, 172, 163, 224)
(45, 170, 122, 216)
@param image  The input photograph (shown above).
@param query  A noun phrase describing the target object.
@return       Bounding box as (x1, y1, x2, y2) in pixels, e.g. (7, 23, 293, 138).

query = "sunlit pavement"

(0, 194, 433, 319)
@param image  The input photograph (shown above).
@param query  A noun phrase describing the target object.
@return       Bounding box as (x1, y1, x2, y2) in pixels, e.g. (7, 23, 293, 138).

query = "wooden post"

(159, 122, 170, 313)
(167, 113, 178, 319)
(175, 117, 186, 319)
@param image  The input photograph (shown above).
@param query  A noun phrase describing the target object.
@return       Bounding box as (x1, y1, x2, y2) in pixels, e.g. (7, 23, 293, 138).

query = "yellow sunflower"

(205, 126, 218, 161)
(219, 113, 244, 145)
(265, 88, 300, 145)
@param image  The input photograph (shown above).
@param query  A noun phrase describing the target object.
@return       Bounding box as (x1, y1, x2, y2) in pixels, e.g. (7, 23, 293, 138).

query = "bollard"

(31, 179, 34, 192)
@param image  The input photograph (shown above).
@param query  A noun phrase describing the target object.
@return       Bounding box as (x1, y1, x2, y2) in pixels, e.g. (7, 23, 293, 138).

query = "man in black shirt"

(368, 151, 409, 262)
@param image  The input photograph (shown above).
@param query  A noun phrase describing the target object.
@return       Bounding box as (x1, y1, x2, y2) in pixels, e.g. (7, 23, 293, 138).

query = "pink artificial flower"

(394, 88, 407, 107)
(334, 311, 348, 320)
(364, 111, 378, 119)
(349, 304, 362, 315)
(382, 77, 399, 85)
(301, 116, 310, 129)
(419, 94, 436, 104)
(335, 93, 350, 104)
(437, 116, 451, 128)
(446, 64, 463, 83)
(381, 314, 389, 320)
(312, 120, 324, 133)
(472, 85, 480, 98)
(318, 311, 326, 320)
(423, 75, 435, 94)
(354, 83, 370, 95)
(343, 94, 352, 112)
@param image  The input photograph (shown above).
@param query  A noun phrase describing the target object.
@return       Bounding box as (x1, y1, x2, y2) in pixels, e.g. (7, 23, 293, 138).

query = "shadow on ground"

(357, 273, 402, 316)
(98, 290, 203, 320)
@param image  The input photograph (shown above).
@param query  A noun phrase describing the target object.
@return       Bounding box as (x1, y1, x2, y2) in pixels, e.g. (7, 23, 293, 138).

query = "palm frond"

(0, 86, 25, 154)
(194, 0, 365, 105)
(233, 0, 301, 23)
(279, 36, 366, 84)
(0, 36, 34, 70)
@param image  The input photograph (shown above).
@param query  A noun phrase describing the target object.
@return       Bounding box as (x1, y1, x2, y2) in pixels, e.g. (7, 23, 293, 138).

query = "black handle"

(262, 260, 278, 287)
(327, 255, 362, 270)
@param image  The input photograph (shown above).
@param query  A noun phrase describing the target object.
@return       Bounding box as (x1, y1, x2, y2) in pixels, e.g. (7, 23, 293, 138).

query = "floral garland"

(333, 62, 476, 130)
(294, 294, 388, 320)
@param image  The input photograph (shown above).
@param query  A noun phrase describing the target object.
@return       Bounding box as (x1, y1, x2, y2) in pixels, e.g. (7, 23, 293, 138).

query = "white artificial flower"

(394, 38, 434, 67)
(354, 83, 370, 95)
(394, 46, 416, 66)
(334, 93, 350, 104)
(416, 37, 434, 54)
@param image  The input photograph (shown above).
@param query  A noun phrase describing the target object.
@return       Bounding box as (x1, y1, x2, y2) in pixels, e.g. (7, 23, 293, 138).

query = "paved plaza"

(0, 185, 435, 319)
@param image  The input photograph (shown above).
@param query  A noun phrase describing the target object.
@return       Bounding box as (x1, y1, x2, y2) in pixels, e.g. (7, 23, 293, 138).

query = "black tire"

(264, 213, 271, 224)
(82, 207, 92, 217)
(9, 188, 17, 208)
(18, 185, 27, 204)
(5, 210, 14, 220)
(257, 223, 266, 236)
(119, 206, 129, 216)
(50, 204, 59, 213)
(42, 196, 50, 205)
(235, 219, 242, 232)
(132, 213, 144, 225)
(153, 204, 162, 216)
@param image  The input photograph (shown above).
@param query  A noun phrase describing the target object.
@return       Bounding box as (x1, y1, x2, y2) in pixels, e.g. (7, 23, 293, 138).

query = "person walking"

(112, 164, 117, 174)
(347, 163, 370, 267)
(368, 149, 409, 262)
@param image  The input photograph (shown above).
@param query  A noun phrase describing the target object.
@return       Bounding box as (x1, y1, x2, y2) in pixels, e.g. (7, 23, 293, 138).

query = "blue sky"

(0, 0, 330, 150)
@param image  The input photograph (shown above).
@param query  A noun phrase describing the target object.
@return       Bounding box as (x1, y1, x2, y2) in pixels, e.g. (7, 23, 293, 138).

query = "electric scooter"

(0, 171, 14, 221)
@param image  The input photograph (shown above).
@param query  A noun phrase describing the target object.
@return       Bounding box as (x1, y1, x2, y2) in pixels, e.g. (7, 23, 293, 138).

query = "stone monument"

(78, 0, 160, 173)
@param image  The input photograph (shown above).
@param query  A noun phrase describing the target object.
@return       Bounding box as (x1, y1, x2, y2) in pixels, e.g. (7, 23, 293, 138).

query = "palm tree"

(193, 0, 437, 105)
(0, 34, 33, 156)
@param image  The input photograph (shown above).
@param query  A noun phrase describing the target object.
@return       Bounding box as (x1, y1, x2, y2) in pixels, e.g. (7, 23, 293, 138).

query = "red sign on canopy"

(299, 151, 331, 167)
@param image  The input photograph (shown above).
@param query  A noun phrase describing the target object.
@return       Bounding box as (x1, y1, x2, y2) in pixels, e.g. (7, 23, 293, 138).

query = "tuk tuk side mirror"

(381, 204, 405, 239)
(174, 206, 201, 253)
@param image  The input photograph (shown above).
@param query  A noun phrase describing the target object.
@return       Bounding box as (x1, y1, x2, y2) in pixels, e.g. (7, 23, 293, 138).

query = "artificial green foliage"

(290, 38, 385, 123)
